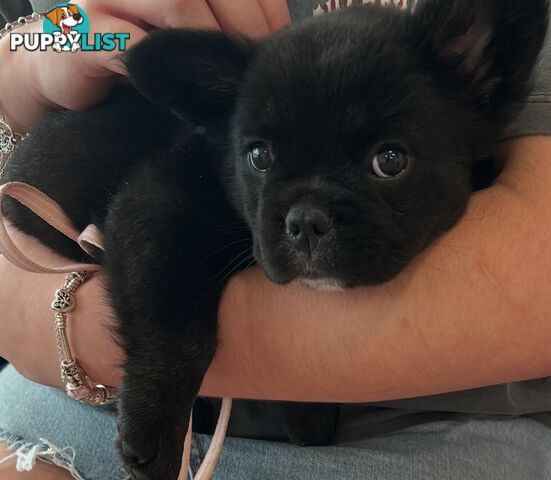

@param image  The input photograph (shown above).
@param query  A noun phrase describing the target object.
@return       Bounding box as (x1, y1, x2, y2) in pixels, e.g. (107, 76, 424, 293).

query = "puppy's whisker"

(209, 248, 253, 282)
(212, 252, 255, 286)
(222, 253, 254, 282)
(196, 223, 251, 235)
(201, 238, 251, 263)
(193, 230, 250, 241)
(244, 258, 257, 270)
(196, 251, 254, 305)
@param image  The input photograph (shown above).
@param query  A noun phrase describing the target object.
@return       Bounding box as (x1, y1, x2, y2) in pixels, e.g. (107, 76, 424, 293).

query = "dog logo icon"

(44, 3, 88, 52)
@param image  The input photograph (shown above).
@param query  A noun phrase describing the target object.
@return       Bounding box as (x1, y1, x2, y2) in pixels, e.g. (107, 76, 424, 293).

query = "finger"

(258, 0, 291, 32)
(207, 0, 270, 37)
(77, 11, 148, 76)
(22, 14, 146, 110)
(80, 14, 148, 77)
(89, 0, 220, 30)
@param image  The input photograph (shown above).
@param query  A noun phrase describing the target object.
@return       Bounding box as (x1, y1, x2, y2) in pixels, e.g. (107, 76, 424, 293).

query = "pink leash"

(0, 181, 232, 480)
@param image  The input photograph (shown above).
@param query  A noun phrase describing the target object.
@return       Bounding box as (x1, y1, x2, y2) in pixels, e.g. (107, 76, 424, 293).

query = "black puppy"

(2, 0, 548, 478)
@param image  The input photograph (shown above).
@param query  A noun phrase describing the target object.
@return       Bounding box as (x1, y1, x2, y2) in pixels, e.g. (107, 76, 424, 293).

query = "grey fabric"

(287, 0, 318, 21)
(0, 0, 31, 25)
(505, 21, 551, 137)
(2, 366, 551, 480)
(29, 0, 54, 13)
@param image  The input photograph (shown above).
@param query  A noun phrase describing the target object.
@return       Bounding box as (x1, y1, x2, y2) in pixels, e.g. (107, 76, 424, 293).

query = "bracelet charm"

(51, 271, 117, 406)
(0, 115, 16, 154)
(0, 115, 24, 179)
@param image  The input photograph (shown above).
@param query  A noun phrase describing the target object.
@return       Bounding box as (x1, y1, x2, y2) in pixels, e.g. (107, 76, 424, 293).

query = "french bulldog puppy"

(3, 0, 548, 478)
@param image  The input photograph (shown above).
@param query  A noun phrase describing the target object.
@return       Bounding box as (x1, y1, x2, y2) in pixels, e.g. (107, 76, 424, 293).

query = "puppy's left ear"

(413, 0, 549, 113)
(125, 29, 255, 124)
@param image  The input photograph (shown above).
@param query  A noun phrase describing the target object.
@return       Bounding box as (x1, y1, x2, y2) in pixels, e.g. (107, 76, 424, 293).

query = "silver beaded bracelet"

(0, 12, 43, 40)
(0, 14, 43, 178)
(51, 272, 117, 405)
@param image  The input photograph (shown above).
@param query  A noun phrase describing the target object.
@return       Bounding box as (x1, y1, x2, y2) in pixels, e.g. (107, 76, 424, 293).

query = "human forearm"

(202, 136, 551, 402)
(3, 138, 549, 403)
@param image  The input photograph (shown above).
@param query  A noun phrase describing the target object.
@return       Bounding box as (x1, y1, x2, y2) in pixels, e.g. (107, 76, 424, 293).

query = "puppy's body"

(2, 2, 548, 479)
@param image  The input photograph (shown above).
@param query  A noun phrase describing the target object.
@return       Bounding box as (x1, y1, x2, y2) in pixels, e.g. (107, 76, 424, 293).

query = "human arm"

(202, 135, 551, 402)
(3, 136, 550, 402)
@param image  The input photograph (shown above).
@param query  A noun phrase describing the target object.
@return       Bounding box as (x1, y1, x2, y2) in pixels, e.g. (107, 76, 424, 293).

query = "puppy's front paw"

(117, 418, 185, 480)
(71, 43, 80, 52)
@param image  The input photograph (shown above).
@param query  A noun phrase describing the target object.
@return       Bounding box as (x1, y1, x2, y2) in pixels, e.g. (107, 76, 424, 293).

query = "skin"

(1, 0, 550, 477)
(0, 443, 73, 480)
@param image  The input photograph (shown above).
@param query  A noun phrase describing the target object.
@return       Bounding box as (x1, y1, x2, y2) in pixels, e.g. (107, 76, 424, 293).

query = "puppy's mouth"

(254, 232, 348, 287)
(299, 277, 346, 291)
(259, 251, 349, 290)
(62, 24, 71, 35)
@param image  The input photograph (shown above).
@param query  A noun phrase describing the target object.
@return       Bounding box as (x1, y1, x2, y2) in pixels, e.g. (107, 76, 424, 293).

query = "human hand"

(0, 0, 290, 131)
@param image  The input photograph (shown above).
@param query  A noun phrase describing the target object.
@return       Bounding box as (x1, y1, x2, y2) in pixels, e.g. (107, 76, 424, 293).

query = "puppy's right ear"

(125, 29, 255, 123)
(412, 0, 548, 114)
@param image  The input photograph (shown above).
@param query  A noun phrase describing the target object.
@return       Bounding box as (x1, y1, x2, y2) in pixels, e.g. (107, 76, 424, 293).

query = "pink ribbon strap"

(0, 181, 231, 480)
(0, 182, 102, 273)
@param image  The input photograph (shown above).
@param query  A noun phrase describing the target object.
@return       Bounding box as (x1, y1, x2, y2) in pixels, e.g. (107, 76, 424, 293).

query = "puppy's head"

(128, 0, 548, 288)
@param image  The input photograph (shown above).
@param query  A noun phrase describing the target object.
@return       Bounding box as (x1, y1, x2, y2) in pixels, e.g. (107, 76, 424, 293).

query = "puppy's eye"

(248, 144, 273, 172)
(372, 149, 408, 178)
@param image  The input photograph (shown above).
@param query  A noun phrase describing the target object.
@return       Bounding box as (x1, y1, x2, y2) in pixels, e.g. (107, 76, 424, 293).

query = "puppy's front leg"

(103, 157, 239, 480)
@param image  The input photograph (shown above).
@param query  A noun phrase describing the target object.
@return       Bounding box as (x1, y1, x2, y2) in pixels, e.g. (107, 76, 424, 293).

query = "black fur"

(2, 1, 548, 478)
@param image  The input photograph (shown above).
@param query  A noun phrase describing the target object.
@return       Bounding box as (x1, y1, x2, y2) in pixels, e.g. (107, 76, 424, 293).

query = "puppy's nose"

(285, 205, 332, 256)
(73, 13, 82, 21)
